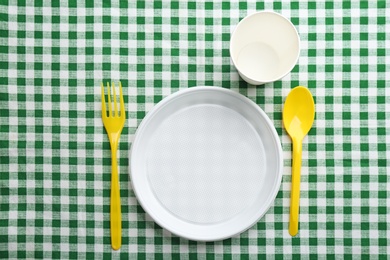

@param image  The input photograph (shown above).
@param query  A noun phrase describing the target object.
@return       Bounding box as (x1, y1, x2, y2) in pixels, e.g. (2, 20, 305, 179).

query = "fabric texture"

(0, 0, 389, 258)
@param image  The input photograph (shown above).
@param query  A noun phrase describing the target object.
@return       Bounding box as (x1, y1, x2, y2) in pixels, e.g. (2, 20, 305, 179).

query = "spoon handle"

(289, 138, 302, 236)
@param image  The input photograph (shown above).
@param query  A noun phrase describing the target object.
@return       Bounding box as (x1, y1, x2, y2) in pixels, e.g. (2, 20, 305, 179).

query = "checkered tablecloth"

(1, 0, 389, 258)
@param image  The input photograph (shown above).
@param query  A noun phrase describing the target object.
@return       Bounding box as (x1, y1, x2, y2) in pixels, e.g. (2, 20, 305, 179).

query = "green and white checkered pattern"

(1, 0, 389, 258)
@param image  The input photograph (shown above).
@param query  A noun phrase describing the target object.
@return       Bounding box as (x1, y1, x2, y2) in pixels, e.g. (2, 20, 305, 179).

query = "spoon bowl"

(283, 87, 315, 140)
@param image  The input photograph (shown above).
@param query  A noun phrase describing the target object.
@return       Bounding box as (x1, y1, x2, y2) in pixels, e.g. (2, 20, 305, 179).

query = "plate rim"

(130, 86, 283, 241)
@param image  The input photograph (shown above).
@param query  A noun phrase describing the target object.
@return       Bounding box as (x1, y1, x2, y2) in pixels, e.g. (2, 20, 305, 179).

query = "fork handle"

(110, 147, 122, 250)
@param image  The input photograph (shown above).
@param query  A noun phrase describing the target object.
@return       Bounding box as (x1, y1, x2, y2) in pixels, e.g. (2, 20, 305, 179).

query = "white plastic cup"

(230, 11, 300, 85)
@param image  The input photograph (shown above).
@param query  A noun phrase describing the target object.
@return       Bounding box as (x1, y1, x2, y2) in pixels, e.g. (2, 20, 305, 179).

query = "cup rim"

(230, 11, 300, 84)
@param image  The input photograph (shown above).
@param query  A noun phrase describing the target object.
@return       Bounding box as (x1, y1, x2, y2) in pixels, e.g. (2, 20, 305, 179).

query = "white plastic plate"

(130, 86, 283, 241)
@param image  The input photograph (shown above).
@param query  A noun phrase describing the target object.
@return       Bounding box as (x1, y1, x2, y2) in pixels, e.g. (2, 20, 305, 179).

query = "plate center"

(146, 104, 266, 224)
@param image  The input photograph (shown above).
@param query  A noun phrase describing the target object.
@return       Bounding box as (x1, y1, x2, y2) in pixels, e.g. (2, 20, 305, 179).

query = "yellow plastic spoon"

(283, 86, 315, 236)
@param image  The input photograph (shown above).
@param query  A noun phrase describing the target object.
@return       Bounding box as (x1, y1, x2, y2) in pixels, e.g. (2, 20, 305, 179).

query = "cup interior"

(230, 12, 300, 83)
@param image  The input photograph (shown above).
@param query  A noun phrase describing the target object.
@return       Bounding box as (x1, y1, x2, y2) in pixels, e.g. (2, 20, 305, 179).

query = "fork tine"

(119, 82, 125, 119)
(106, 82, 112, 117)
(101, 82, 107, 119)
(112, 82, 118, 117)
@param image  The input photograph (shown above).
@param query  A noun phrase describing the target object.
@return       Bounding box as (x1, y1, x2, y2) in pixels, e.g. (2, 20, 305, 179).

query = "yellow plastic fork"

(101, 82, 126, 250)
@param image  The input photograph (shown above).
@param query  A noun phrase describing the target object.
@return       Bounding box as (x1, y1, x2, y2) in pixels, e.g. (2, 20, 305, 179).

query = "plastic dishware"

(101, 82, 126, 250)
(230, 11, 300, 85)
(130, 86, 283, 241)
(283, 86, 315, 236)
